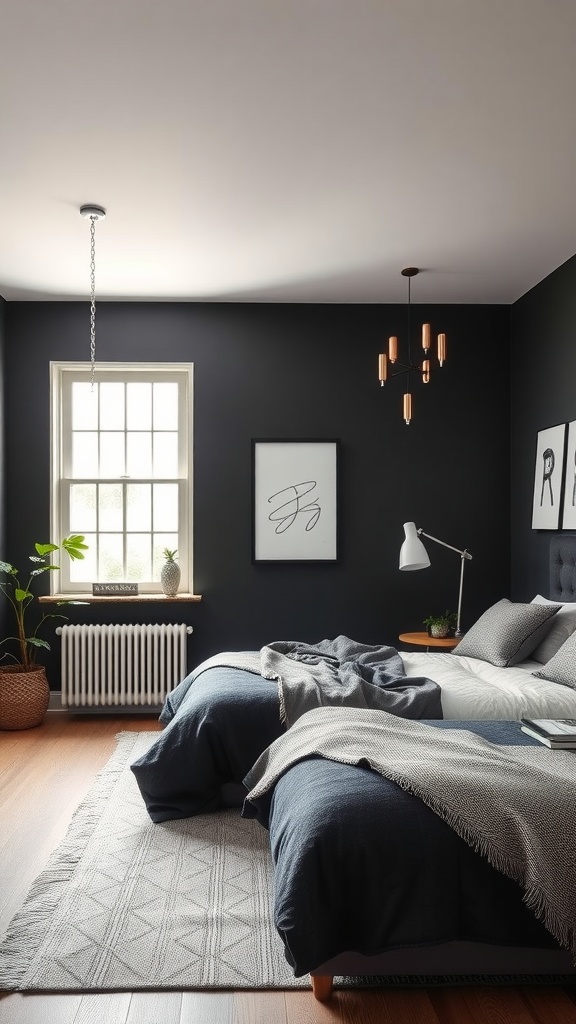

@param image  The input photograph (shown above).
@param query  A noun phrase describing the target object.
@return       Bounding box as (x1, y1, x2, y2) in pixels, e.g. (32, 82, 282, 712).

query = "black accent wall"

(5, 300, 510, 686)
(510, 253, 576, 598)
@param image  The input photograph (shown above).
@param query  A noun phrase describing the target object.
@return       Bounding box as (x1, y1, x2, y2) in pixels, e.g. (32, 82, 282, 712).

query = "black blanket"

(242, 721, 561, 977)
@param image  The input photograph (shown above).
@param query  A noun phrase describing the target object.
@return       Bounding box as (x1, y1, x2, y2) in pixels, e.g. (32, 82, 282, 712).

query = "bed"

(242, 714, 576, 999)
(131, 536, 576, 825)
(235, 536, 576, 999)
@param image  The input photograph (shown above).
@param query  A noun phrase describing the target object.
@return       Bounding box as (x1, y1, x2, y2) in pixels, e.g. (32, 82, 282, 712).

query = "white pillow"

(533, 628, 576, 689)
(530, 595, 576, 664)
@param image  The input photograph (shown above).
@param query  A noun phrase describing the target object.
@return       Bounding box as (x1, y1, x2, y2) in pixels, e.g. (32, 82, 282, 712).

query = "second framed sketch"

(252, 439, 339, 563)
(531, 423, 567, 530)
(562, 420, 576, 529)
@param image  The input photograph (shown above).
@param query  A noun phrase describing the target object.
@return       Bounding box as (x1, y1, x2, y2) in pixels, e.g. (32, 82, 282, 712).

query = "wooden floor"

(1, 715, 576, 1024)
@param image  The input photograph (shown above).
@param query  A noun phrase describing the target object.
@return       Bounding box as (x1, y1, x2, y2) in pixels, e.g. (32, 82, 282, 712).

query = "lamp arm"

(416, 528, 472, 637)
(417, 529, 473, 561)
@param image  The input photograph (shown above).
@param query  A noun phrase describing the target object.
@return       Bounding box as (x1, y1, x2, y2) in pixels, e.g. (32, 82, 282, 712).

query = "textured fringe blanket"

(244, 706, 576, 961)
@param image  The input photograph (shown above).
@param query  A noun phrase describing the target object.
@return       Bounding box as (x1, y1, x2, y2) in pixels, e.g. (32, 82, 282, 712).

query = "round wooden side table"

(398, 631, 460, 651)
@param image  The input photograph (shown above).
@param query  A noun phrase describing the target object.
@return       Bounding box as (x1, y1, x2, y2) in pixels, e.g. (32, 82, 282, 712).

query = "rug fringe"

(0, 732, 142, 989)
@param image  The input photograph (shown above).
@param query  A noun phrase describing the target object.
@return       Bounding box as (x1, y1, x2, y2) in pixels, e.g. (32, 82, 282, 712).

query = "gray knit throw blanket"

(190, 636, 441, 727)
(244, 706, 576, 962)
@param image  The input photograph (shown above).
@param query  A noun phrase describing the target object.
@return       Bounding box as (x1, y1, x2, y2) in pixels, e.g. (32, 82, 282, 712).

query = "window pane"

(72, 383, 98, 430)
(100, 433, 125, 477)
(153, 484, 179, 531)
(126, 534, 152, 581)
(70, 533, 97, 582)
(72, 432, 99, 477)
(153, 383, 178, 430)
(57, 365, 191, 593)
(127, 432, 152, 477)
(127, 383, 152, 430)
(99, 484, 123, 531)
(127, 484, 151, 531)
(99, 383, 125, 429)
(153, 432, 178, 478)
(70, 484, 97, 532)
(153, 534, 179, 579)
(99, 534, 124, 580)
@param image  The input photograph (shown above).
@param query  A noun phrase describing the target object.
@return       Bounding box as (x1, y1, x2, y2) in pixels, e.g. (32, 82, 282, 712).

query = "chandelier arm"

(388, 362, 423, 376)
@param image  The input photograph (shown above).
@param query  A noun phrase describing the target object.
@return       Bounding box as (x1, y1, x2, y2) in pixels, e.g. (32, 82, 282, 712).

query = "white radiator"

(57, 623, 192, 708)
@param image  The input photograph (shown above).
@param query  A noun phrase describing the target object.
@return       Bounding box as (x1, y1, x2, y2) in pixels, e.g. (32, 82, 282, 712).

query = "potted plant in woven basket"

(0, 536, 87, 730)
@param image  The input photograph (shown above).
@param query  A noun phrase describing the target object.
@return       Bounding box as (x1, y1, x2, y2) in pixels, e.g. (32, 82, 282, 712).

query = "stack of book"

(520, 718, 576, 748)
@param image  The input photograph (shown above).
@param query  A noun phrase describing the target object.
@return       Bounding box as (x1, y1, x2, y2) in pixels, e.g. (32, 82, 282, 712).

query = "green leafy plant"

(162, 548, 178, 562)
(423, 610, 458, 632)
(0, 536, 87, 671)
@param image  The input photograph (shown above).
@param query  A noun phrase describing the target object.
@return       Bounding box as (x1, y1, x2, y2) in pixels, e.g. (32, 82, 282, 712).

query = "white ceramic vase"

(161, 559, 181, 597)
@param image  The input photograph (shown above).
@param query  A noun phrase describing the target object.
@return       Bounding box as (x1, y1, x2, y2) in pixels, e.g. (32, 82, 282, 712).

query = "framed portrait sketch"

(252, 439, 339, 562)
(531, 423, 567, 530)
(561, 420, 576, 529)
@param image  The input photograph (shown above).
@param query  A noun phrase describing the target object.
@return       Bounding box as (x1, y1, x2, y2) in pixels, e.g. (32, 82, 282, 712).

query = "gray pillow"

(454, 598, 560, 668)
(533, 629, 576, 689)
(530, 595, 576, 664)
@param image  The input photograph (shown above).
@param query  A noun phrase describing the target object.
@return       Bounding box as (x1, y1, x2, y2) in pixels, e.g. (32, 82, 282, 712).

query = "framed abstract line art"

(561, 420, 576, 529)
(252, 439, 339, 562)
(531, 423, 567, 530)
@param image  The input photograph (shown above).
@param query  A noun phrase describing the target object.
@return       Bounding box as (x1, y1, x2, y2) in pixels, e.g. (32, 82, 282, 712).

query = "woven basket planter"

(0, 665, 50, 730)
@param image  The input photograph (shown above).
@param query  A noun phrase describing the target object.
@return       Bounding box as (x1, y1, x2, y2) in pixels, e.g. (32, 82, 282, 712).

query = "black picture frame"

(531, 423, 567, 530)
(251, 439, 340, 563)
(561, 420, 576, 530)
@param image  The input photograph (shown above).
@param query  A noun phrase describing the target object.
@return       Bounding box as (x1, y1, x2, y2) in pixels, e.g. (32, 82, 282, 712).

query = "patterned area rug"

(3, 734, 573, 995)
(0, 732, 309, 992)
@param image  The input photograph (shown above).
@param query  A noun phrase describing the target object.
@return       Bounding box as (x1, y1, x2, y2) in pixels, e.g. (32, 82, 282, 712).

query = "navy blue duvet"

(242, 721, 561, 976)
(131, 667, 285, 821)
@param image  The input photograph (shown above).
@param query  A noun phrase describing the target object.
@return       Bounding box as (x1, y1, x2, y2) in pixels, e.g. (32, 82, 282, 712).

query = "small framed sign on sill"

(92, 583, 139, 596)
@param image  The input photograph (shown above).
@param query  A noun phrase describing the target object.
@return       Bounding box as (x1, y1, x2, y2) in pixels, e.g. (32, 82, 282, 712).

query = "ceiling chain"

(79, 204, 106, 389)
(89, 215, 97, 388)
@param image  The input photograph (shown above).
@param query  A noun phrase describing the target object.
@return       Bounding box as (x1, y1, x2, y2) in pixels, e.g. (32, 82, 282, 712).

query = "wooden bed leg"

(311, 974, 334, 1001)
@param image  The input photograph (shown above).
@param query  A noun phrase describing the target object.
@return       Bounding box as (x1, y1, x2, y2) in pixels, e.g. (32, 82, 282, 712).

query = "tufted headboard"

(550, 535, 576, 601)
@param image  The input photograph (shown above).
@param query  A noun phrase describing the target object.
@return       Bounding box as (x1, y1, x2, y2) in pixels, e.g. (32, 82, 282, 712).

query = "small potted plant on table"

(423, 610, 458, 639)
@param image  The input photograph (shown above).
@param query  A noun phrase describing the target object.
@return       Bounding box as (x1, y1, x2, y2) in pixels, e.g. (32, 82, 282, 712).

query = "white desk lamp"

(399, 521, 472, 637)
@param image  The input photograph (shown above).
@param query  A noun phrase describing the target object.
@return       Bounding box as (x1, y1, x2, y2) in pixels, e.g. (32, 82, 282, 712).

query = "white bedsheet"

(400, 651, 576, 720)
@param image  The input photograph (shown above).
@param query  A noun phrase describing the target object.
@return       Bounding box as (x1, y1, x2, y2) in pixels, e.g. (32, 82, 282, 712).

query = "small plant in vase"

(160, 549, 181, 597)
(423, 610, 458, 639)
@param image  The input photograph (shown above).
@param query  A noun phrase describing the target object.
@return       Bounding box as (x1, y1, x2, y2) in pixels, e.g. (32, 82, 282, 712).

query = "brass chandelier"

(378, 267, 446, 425)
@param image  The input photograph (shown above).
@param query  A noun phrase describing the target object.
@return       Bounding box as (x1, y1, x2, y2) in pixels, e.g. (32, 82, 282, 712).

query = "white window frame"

(50, 361, 194, 595)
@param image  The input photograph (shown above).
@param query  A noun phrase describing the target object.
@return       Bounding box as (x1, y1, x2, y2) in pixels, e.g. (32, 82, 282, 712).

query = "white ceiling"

(2, 0, 576, 304)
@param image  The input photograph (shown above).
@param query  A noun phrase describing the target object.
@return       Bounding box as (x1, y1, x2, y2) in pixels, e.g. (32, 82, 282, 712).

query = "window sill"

(39, 593, 203, 604)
